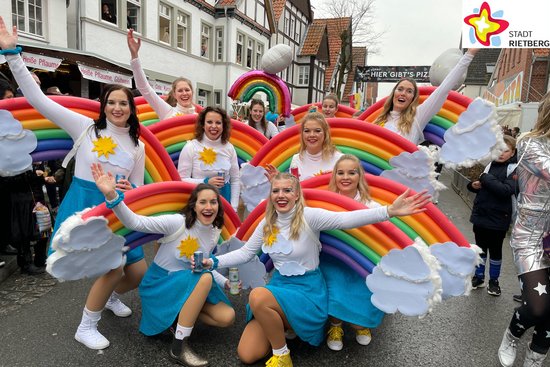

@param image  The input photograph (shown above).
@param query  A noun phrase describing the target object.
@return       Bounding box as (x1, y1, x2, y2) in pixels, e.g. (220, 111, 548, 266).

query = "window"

(126, 0, 141, 31)
(177, 12, 189, 51)
(246, 38, 254, 68)
(100, 0, 117, 26)
(214, 90, 222, 106)
(197, 89, 209, 107)
(290, 17, 295, 40)
(298, 66, 309, 86)
(12, 0, 44, 36)
(201, 24, 211, 59)
(256, 43, 264, 70)
(236, 33, 244, 65)
(284, 11, 290, 35)
(215, 27, 224, 62)
(159, 3, 171, 44)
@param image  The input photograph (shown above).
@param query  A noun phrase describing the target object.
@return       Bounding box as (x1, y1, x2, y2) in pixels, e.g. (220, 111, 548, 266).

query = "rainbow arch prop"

(358, 86, 473, 146)
(228, 70, 291, 117)
(134, 96, 204, 127)
(0, 96, 180, 184)
(249, 119, 418, 175)
(81, 181, 241, 249)
(300, 173, 469, 248)
(291, 103, 359, 122)
(147, 114, 269, 168)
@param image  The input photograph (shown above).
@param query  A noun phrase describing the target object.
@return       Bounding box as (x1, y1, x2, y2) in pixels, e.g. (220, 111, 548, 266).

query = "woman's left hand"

(0, 16, 18, 50)
(387, 189, 431, 217)
(115, 179, 133, 192)
(91, 163, 117, 200)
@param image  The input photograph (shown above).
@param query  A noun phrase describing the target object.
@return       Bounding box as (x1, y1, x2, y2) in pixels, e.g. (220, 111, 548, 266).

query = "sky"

(310, 0, 464, 97)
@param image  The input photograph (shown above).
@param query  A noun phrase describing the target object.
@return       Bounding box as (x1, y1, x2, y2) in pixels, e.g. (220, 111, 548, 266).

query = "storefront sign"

(77, 64, 132, 88)
(354, 65, 430, 83)
(21, 52, 62, 72)
(149, 80, 172, 94)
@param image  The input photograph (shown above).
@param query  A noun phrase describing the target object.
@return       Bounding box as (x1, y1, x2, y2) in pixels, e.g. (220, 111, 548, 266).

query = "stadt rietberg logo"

(464, 2, 509, 46)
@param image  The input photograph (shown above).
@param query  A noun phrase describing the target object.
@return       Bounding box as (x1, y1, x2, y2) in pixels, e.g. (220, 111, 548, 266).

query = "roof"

(534, 48, 550, 57)
(315, 17, 352, 89)
(273, 0, 286, 22)
(464, 48, 501, 85)
(299, 21, 326, 56)
(217, 0, 236, 5)
(343, 47, 367, 96)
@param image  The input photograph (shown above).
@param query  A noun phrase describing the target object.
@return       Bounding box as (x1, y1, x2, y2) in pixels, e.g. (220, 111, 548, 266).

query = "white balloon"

(261, 44, 293, 75)
(429, 49, 466, 90)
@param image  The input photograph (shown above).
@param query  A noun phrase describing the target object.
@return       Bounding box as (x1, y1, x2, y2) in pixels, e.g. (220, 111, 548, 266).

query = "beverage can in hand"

(193, 251, 203, 273)
(229, 267, 239, 295)
(115, 174, 126, 183)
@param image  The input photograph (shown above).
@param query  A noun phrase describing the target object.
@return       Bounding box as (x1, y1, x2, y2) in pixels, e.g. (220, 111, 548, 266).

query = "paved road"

(0, 170, 537, 367)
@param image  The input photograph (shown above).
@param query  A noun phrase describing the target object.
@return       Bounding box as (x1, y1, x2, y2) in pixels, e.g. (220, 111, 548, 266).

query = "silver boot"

(169, 337, 209, 367)
(498, 328, 519, 367)
(523, 343, 547, 367)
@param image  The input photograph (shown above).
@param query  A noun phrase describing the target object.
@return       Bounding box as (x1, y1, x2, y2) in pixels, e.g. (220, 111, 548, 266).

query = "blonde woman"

(200, 172, 430, 366)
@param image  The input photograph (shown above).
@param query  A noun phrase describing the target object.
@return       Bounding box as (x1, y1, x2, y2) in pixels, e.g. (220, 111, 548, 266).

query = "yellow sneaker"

(265, 351, 293, 367)
(355, 328, 372, 346)
(326, 324, 344, 351)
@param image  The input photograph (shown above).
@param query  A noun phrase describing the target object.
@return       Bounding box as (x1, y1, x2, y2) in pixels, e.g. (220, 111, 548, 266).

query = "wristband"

(0, 46, 23, 55)
(209, 255, 219, 270)
(105, 191, 125, 209)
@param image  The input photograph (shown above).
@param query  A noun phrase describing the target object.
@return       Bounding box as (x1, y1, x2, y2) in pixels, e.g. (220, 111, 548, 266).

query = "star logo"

(92, 136, 117, 159)
(464, 2, 509, 46)
(534, 282, 547, 296)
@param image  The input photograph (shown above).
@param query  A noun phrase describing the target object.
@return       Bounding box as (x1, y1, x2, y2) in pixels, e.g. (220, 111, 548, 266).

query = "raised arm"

(0, 17, 91, 139)
(415, 49, 478, 129)
(128, 29, 174, 120)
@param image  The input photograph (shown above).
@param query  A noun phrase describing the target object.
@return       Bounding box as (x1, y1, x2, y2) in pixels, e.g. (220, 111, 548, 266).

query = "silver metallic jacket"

(510, 136, 550, 275)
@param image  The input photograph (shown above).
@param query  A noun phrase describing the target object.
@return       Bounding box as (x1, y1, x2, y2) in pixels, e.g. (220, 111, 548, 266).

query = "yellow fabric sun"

(177, 235, 200, 259)
(265, 226, 279, 247)
(92, 136, 117, 159)
(199, 147, 217, 166)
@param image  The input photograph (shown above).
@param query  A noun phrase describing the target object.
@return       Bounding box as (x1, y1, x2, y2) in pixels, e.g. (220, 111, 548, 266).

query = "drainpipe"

(76, 0, 82, 50)
(225, 6, 231, 110)
(526, 50, 535, 102)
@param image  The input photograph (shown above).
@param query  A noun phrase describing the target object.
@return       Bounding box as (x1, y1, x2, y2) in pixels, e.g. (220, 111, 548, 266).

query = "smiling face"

(194, 189, 219, 225)
(334, 159, 360, 198)
(392, 80, 416, 113)
(250, 103, 265, 123)
(270, 178, 298, 214)
(203, 111, 224, 140)
(322, 99, 338, 118)
(174, 80, 193, 108)
(302, 119, 325, 155)
(104, 89, 131, 127)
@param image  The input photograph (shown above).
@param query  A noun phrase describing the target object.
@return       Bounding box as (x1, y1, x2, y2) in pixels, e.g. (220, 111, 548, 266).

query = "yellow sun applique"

(92, 136, 117, 159)
(199, 147, 217, 166)
(177, 235, 200, 259)
(313, 170, 326, 177)
(265, 226, 279, 247)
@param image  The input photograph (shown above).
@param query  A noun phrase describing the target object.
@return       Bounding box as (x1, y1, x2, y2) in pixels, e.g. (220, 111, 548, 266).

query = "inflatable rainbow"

(147, 114, 268, 168)
(228, 70, 291, 117)
(134, 96, 204, 127)
(291, 103, 359, 122)
(81, 181, 241, 249)
(358, 86, 472, 146)
(249, 119, 418, 175)
(0, 96, 180, 184)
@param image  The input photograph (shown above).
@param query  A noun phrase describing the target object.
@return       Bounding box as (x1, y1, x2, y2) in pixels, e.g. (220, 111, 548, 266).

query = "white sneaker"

(105, 296, 132, 317)
(498, 328, 519, 367)
(523, 343, 548, 367)
(327, 324, 344, 351)
(355, 328, 372, 346)
(75, 327, 110, 350)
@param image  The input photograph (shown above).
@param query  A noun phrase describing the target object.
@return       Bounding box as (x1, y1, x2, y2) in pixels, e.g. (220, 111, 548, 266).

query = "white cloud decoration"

(0, 110, 38, 177)
(380, 146, 446, 196)
(429, 48, 466, 90)
(439, 97, 506, 168)
(366, 239, 480, 317)
(240, 163, 270, 212)
(46, 209, 126, 281)
(216, 236, 266, 289)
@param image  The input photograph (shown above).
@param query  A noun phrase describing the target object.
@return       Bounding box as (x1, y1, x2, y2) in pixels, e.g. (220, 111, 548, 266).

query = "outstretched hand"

(90, 163, 117, 200)
(0, 16, 18, 50)
(127, 29, 141, 59)
(264, 164, 279, 182)
(387, 189, 431, 217)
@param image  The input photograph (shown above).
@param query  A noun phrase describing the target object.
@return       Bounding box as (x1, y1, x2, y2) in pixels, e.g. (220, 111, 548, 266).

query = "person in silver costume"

(498, 92, 550, 367)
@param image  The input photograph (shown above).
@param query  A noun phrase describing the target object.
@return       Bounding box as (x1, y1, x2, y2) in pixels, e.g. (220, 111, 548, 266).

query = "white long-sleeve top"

(112, 200, 228, 287)
(177, 137, 240, 209)
(130, 58, 196, 120)
(245, 120, 279, 139)
(383, 52, 474, 145)
(290, 151, 343, 181)
(7, 54, 144, 185)
(217, 206, 389, 274)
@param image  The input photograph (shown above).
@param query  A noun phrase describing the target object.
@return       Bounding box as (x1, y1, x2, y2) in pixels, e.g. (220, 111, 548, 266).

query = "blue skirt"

(320, 253, 384, 328)
(48, 177, 144, 264)
(139, 262, 232, 336)
(246, 268, 328, 346)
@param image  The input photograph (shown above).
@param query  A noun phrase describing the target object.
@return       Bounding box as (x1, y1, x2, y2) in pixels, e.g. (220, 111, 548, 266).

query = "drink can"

(193, 251, 203, 273)
(217, 171, 225, 180)
(229, 267, 240, 295)
(115, 174, 126, 183)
